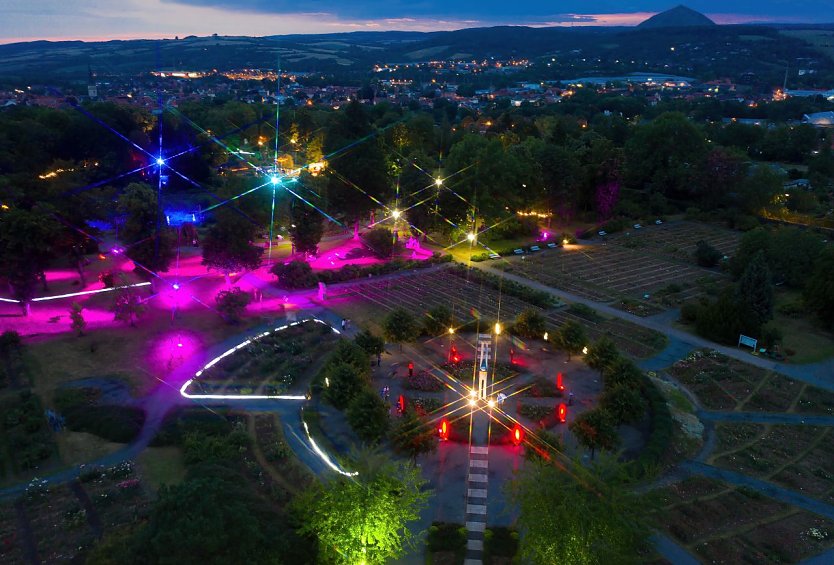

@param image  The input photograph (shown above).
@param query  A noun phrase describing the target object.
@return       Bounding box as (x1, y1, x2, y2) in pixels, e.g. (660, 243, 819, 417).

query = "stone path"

(463, 412, 490, 565)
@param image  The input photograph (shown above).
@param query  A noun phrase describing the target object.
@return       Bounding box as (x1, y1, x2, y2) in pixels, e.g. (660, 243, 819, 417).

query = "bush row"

(448, 264, 558, 308)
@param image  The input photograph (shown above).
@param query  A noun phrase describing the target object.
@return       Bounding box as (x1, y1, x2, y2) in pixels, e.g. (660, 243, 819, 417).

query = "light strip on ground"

(303, 420, 358, 477)
(28, 282, 152, 302)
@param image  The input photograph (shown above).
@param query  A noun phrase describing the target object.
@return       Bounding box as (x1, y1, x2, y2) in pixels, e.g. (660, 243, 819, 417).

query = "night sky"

(0, 0, 831, 43)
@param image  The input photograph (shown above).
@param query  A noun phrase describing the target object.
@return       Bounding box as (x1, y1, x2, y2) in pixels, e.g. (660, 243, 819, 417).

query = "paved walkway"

(472, 261, 834, 391)
(463, 413, 490, 565)
(698, 410, 834, 426)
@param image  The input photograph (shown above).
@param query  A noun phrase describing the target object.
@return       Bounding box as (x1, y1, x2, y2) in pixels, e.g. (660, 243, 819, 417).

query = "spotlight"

(563, 238, 569, 245)
(271, 176, 280, 185)
(487, 398, 496, 409)
(469, 389, 477, 399)
(177, 342, 183, 348)
(469, 398, 477, 407)
(156, 157, 165, 166)
(448, 327, 455, 334)
(494, 322, 502, 335)
(466, 233, 476, 242)
(435, 178, 443, 186)
(392, 209, 401, 219)
(172, 283, 180, 291)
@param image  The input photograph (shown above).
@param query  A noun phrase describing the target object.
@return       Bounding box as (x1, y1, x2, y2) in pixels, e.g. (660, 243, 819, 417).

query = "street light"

(494, 322, 502, 335)
(467, 233, 476, 242)
(392, 209, 401, 219)
(156, 157, 165, 166)
(487, 398, 496, 409)
(448, 327, 455, 334)
(435, 178, 443, 187)
(271, 176, 280, 185)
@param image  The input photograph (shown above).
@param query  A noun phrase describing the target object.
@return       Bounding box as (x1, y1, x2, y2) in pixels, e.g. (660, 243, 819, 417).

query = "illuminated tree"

(509, 460, 649, 564)
(295, 449, 430, 564)
(201, 211, 263, 285)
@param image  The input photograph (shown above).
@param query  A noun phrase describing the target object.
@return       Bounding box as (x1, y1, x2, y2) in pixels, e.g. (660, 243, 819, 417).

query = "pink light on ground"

(304, 238, 432, 272)
(0, 303, 119, 336)
(148, 330, 203, 374)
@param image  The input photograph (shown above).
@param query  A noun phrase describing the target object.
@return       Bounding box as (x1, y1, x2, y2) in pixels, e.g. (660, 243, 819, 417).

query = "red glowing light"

(558, 403, 567, 423)
(98, 253, 106, 261)
(439, 419, 449, 440)
(557, 372, 565, 391)
(398, 394, 405, 413)
(512, 426, 523, 446)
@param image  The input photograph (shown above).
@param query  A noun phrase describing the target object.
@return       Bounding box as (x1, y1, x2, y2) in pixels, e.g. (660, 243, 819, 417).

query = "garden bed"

(186, 320, 339, 396)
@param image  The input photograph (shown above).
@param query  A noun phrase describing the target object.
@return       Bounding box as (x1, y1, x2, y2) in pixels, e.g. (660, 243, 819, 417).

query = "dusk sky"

(0, 0, 831, 44)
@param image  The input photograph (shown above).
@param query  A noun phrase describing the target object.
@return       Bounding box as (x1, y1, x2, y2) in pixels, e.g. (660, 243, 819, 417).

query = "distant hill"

(638, 5, 716, 28)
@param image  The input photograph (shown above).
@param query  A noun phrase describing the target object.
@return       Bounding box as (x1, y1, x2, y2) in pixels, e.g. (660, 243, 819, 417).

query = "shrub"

(600, 384, 647, 424)
(363, 227, 395, 258)
(62, 405, 146, 443)
(422, 304, 452, 336)
(512, 309, 547, 339)
(680, 302, 699, 324)
(694, 240, 722, 268)
(427, 522, 467, 554)
(271, 260, 317, 289)
(519, 404, 553, 422)
(525, 376, 561, 398)
(403, 370, 444, 392)
(484, 527, 519, 562)
(602, 358, 644, 390)
(346, 388, 389, 443)
(448, 266, 557, 308)
(322, 362, 366, 409)
(215, 287, 251, 323)
(567, 302, 602, 322)
(585, 337, 620, 371)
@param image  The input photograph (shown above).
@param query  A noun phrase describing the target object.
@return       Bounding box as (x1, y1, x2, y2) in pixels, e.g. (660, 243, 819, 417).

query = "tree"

(585, 337, 620, 372)
(569, 408, 619, 459)
(509, 461, 649, 565)
(625, 112, 707, 198)
(804, 247, 834, 330)
(694, 240, 722, 268)
(422, 304, 452, 336)
(215, 287, 252, 324)
(355, 329, 385, 357)
(513, 309, 547, 340)
(602, 358, 644, 390)
(323, 362, 367, 409)
(383, 308, 418, 351)
(736, 250, 774, 328)
(289, 201, 324, 256)
(390, 408, 437, 461)
(738, 165, 782, 215)
(294, 449, 430, 564)
(346, 388, 390, 444)
(132, 473, 290, 565)
(0, 208, 59, 315)
(112, 278, 146, 327)
(69, 302, 86, 336)
(271, 259, 317, 289)
(731, 227, 771, 278)
(116, 183, 174, 274)
(364, 227, 395, 259)
(600, 385, 647, 425)
(201, 211, 263, 285)
(557, 320, 586, 360)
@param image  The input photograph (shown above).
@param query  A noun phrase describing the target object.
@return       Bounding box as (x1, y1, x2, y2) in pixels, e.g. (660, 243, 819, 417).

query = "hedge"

(448, 265, 558, 308)
(624, 375, 673, 480)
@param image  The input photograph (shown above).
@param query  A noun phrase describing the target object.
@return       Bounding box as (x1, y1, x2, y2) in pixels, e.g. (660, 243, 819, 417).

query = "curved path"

(0, 307, 352, 499)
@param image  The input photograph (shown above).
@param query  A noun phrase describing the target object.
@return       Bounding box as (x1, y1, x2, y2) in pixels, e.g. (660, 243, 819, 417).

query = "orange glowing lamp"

(558, 403, 567, 423)
(438, 419, 449, 440)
